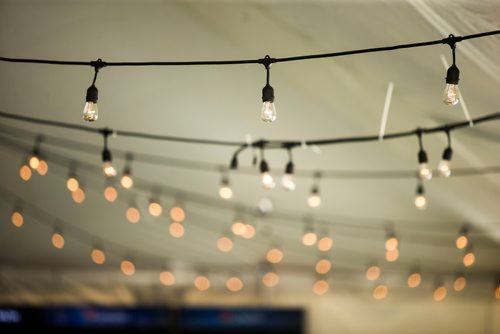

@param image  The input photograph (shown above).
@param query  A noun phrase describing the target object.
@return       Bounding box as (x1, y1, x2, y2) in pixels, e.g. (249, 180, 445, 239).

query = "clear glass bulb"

(219, 185, 233, 200)
(121, 174, 134, 189)
(414, 194, 427, 210)
(438, 159, 451, 178)
(83, 102, 98, 121)
(443, 84, 460, 106)
(308, 193, 321, 208)
(102, 161, 116, 177)
(261, 172, 275, 189)
(418, 163, 432, 180)
(261, 101, 276, 123)
(281, 174, 296, 191)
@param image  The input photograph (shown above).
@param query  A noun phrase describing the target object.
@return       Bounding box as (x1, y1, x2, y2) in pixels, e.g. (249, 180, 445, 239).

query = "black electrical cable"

(1, 30, 499, 67)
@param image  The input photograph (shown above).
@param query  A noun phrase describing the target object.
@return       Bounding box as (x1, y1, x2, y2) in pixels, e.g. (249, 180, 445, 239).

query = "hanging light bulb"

(120, 259, 136, 276)
(169, 222, 185, 238)
(453, 275, 466, 292)
(83, 63, 102, 121)
(217, 236, 233, 252)
(148, 199, 162, 217)
(101, 130, 116, 177)
(463, 247, 475, 267)
(126, 205, 141, 224)
(455, 227, 468, 250)
(170, 205, 186, 223)
(28, 148, 40, 170)
(433, 285, 447, 301)
(414, 182, 427, 210)
(19, 161, 32, 182)
(91, 247, 106, 265)
(366, 265, 381, 281)
(219, 176, 233, 200)
(385, 249, 399, 262)
(315, 258, 332, 275)
(241, 223, 256, 239)
(103, 185, 118, 202)
(281, 153, 296, 191)
(194, 275, 211, 291)
(407, 271, 422, 288)
(418, 149, 432, 180)
(262, 270, 280, 288)
(373, 284, 388, 300)
(266, 247, 284, 264)
(308, 186, 321, 208)
(312, 279, 329, 295)
(495, 283, 500, 300)
(72, 187, 86, 204)
(438, 147, 453, 178)
(51, 231, 65, 249)
(226, 276, 244, 292)
(37, 159, 48, 176)
(159, 269, 175, 287)
(317, 235, 333, 252)
(120, 154, 134, 189)
(302, 225, 317, 246)
(385, 233, 398, 251)
(261, 56, 276, 123)
(11, 210, 24, 228)
(443, 39, 460, 106)
(231, 219, 247, 236)
(66, 173, 80, 192)
(260, 159, 275, 189)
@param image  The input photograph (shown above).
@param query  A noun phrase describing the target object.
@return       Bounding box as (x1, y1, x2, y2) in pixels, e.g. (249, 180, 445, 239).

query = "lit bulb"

(437, 160, 451, 177)
(37, 160, 48, 175)
(262, 272, 280, 288)
(418, 163, 432, 180)
(169, 222, 185, 238)
(312, 279, 329, 295)
(19, 164, 32, 181)
(453, 276, 466, 292)
(103, 185, 118, 202)
(414, 185, 427, 210)
(373, 284, 388, 300)
(456, 234, 468, 250)
(315, 259, 332, 274)
(385, 249, 399, 262)
(72, 188, 85, 204)
(160, 271, 175, 286)
(51, 232, 65, 249)
(308, 188, 321, 208)
(121, 174, 134, 189)
(241, 224, 256, 239)
(11, 211, 24, 228)
(302, 231, 317, 246)
(385, 235, 398, 251)
(103, 161, 116, 177)
(170, 206, 186, 222)
(217, 236, 233, 252)
(443, 84, 460, 106)
(91, 248, 106, 265)
(318, 237, 333, 252)
(126, 206, 141, 224)
(266, 248, 284, 264)
(231, 221, 247, 236)
(407, 272, 422, 288)
(366, 265, 381, 281)
(148, 200, 162, 217)
(281, 174, 296, 191)
(29, 155, 40, 170)
(495, 284, 500, 299)
(83, 102, 98, 121)
(120, 260, 135, 276)
(226, 277, 244, 292)
(463, 250, 475, 267)
(261, 101, 276, 123)
(433, 286, 447, 301)
(194, 275, 210, 291)
(66, 177, 79, 192)
(219, 182, 233, 200)
(261, 172, 275, 189)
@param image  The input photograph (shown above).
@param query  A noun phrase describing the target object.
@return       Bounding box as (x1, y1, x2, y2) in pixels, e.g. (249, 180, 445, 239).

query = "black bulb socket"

(102, 148, 112, 163)
(416, 184, 424, 195)
(86, 84, 99, 103)
(285, 161, 294, 175)
(445, 64, 460, 85)
(262, 84, 274, 103)
(230, 156, 238, 170)
(442, 147, 453, 161)
(260, 160, 270, 173)
(311, 186, 319, 195)
(418, 149, 428, 164)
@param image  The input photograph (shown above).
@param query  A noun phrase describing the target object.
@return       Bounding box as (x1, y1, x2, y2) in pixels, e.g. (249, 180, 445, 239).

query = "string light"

(19, 159, 32, 182)
(281, 149, 296, 191)
(373, 284, 388, 300)
(417, 131, 432, 180)
(72, 186, 86, 204)
(159, 269, 175, 287)
(262, 270, 280, 288)
(28, 149, 40, 170)
(218, 176, 233, 200)
(217, 235, 233, 252)
(103, 184, 118, 202)
(66, 172, 80, 192)
(496, 282, 500, 299)
(438, 130, 453, 178)
(101, 130, 116, 177)
(385, 249, 399, 262)
(120, 154, 134, 189)
(260, 56, 276, 123)
(260, 158, 275, 190)
(302, 224, 317, 246)
(455, 227, 468, 250)
(126, 204, 141, 224)
(120, 259, 136, 276)
(414, 181, 427, 210)
(226, 276, 244, 292)
(51, 230, 65, 249)
(83, 61, 102, 122)
(366, 265, 381, 281)
(443, 37, 460, 106)
(385, 232, 398, 251)
(463, 246, 475, 267)
(307, 173, 322, 207)
(317, 234, 333, 252)
(11, 209, 24, 228)
(90, 247, 106, 265)
(266, 247, 284, 264)
(453, 275, 466, 292)
(231, 218, 247, 236)
(194, 274, 211, 291)
(169, 222, 185, 238)
(170, 205, 186, 223)
(407, 271, 422, 288)
(433, 284, 447, 301)
(36, 159, 48, 176)
(241, 222, 256, 239)
(148, 199, 162, 217)
(315, 258, 332, 275)
(312, 278, 329, 295)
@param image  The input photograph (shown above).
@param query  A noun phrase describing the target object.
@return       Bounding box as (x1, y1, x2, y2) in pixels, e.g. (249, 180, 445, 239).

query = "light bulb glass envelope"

(261, 101, 277, 122)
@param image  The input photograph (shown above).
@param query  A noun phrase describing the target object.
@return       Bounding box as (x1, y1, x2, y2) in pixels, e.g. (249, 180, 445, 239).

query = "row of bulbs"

(81, 46, 462, 124)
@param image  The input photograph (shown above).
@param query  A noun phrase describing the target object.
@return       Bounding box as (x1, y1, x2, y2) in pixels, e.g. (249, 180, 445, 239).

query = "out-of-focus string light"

(262, 269, 280, 288)
(217, 235, 234, 252)
(385, 232, 398, 251)
(259, 157, 275, 190)
(366, 265, 381, 281)
(120, 259, 136, 276)
(266, 247, 284, 264)
(51, 230, 65, 249)
(126, 204, 141, 224)
(159, 268, 175, 287)
(302, 223, 318, 246)
(455, 227, 468, 250)
(148, 198, 162, 217)
(453, 275, 466, 292)
(231, 218, 247, 236)
(170, 205, 186, 223)
(438, 130, 453, 178)
(463, 246, 475, 267)
(241, 222, 256, 239)
(433, 284, 447, 301)
(281, 148, 296, 191)
(260, 56, 277, 123)
(103, 184, 118, 203)
(385, 248, 399, 262)
(120, 153, 134, 189)
(226, 276, 244, 292)
(414, 180, 427, 210)
(101, 130, 116, 177)
(10, 209, 24, 228)
(495, 282, 500, 299)
(169, 222, 185, 238)
(218, 175, 233, 200)
(373, 284, 388, 300)
(90, 246, 106, 265)
(443, 37, 460, 106)
(312, 278, 329, 295)
(417, 131, 432, 180)
(19, 158, 32, 182)
(72, 186, 86, 204)
(317, 234, 333, 252)
(194, 274, 211, 291)
(37, 158, 48, 176)
(315, 258, 332, 275)
(307, 175, 321, 208)
(407, 271, 422, 288)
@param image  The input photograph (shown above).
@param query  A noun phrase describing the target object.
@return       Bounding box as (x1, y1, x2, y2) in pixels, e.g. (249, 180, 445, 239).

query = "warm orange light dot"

(19, 165, 32, 181)
(121, 260, 136, 276)
(385, 249, 399, 262)
(366, 266, 381, 281)
(104, 186, 118, 202)
(217, 237, 233, 252)
(148, 201, 162, 217)
(456, 235, 468, 249)
(315, 259, 332, 274)
(126, 207, 141, 224)
(160, 271, 175, 286)
(51, 233, 65, 249)
(373, 284, 388, 300)
(266, 248, 284, 264)
(169, 222, 185, 238)
(194, 275, 210, 291)
(312, 279, 329, 295)
(226, 277, 244, 292)
(29, 156, 40, 170)
(463, 252, 475, 267)
(91, 249, 106, 265)
(385, 237, 398, 251)
(231, 221, 246, 236)
(66, 177, 79, 192)
(407, 273, 422, 288)
(241, 224, 256, 239)
(495, 285, 500, 299)
(170, 206, 186, 222)
(72, 188, 85, 204)
(302, 232, 317, 246)
(11, 211, 24, 228)
(453, 276, 466, 292)
(318, 237, 333, 252)
(434, 286, 447, 301)
(120, 175, 134, 189)
(37, 160, 48, 175)
(262, 272, 280, 288)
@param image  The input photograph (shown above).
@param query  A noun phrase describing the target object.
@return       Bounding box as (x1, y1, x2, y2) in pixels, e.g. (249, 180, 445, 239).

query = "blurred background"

(0, 0, 499, 333)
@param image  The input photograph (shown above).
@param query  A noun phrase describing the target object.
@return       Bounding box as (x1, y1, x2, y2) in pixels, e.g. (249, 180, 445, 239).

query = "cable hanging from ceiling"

(1, 30, 500, 122)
